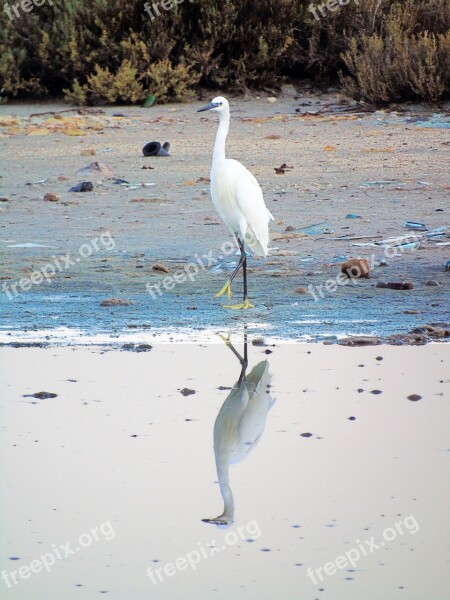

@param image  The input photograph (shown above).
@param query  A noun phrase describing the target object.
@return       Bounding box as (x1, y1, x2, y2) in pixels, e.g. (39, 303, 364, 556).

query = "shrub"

(341, 0, 450, 103)
(0, 0, 448, 105)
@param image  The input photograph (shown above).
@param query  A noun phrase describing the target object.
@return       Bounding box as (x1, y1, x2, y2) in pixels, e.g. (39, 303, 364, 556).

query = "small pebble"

(152, 263, 170, 274)
(44, 192, 60, 202)
(180, 388, 196, 396)
(407, 394, 422, 401)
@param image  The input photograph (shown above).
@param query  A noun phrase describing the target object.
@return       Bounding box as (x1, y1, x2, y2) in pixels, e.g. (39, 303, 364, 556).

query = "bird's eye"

(218, 102, 223, 106)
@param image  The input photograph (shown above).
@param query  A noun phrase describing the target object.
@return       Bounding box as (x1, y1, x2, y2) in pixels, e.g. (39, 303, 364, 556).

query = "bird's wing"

(226, 159, 273, 256)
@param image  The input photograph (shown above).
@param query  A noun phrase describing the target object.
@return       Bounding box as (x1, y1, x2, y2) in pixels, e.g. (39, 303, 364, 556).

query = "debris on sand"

(142, 141, 170, 157)
(295, 287, 308, 294)
(274, 163, 293, 174)
(69, 181, 93, 192)
(100, 298, 133, 307)
(297, 222, 333, 236)
(407, 394, 422, 401)
(152, 263, 170, 274)
(340, 258, 370, 279)
(77, 161, 114, 176)
(404, 221, 427, 231)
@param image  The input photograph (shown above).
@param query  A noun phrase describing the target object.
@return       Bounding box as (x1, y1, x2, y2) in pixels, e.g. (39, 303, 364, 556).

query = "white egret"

(198, 96, 274, 309)
(202, 335, 274, 527)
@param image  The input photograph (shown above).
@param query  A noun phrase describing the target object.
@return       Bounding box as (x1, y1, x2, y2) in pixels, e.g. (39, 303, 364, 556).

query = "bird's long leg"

(216, 236, 245, 299)
(224, 238, 254, 309)
(217, 331, 248, 383)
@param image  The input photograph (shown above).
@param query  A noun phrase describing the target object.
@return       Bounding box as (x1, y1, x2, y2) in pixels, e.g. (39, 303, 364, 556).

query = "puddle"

(1, 340, 449, 599)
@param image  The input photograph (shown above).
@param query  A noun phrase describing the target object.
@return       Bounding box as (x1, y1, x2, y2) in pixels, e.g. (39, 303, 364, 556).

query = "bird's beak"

(197, 102, 219, 113)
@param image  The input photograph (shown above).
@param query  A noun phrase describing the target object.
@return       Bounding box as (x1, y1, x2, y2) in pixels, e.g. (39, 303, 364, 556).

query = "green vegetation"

(0, 0, 448, 104)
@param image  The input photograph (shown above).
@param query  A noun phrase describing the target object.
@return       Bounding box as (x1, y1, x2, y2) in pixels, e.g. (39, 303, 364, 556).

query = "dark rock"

(100, 298, 133, 307)
(338, 336, 381, 346)
(180, 388, 196, 396)
(407, 394, 422, 401)
(24, 391, 57, 399)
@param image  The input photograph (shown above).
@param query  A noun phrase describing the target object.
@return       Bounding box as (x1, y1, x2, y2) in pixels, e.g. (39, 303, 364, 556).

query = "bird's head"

(197, 96, 228, 113)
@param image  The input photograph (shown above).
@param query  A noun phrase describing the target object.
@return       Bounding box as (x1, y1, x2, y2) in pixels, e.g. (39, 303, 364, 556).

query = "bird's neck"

(217, 457, 234, 521)
(212, 110, 230, 168)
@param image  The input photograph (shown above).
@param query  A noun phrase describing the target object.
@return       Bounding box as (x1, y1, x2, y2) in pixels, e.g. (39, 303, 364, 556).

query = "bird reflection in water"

(202, 333, 275, 528)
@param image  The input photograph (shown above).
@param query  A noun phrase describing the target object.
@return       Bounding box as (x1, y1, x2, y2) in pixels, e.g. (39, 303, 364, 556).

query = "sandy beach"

(0, 90, 449, 343)
(1, 341, 449, 599)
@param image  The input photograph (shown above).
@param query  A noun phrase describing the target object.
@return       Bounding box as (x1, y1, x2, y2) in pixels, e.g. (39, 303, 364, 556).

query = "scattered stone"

(100, 298, 133, 307)
(152, 263, 170, 274)
(300, 432, 313, 438)
(135, 344, 152, 352)
(44, 192, 60, 202)
(80, 148, 96, 156)
(252, 337, 266, 346)
(348, 416, 356, 421)
(0, 196, 9, 202)
(425, 280, 440, 286)
(76, 161, 114, 176)
(338, 336, 381, 346)
(404, 310, 419, 314)
(180, 388, 196, 396)
(69, 181, 93, 192)
(376, 356, 383, 361)
(407, 394, 422, 401)
(57, 175, 70, 181)
(23, 391, 57, 399)
(370, 389, 383, 395)
(267, 97, 277, 104)
(285, 225, 295, 231)
(295, 287, 308, 294)
(340, 258, 370, 279)
(376, 281, 413, 290)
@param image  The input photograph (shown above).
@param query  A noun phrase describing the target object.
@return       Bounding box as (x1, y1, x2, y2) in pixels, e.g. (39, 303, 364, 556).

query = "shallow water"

(1, 341, 449, 599)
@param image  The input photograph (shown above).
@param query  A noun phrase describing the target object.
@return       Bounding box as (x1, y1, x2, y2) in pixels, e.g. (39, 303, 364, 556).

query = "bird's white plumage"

(206, 96, 273, 256)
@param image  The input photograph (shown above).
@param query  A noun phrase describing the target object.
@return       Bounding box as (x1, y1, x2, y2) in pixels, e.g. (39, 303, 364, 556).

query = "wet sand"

(1, 341, 449, 599)
(0, 91, 449, 342)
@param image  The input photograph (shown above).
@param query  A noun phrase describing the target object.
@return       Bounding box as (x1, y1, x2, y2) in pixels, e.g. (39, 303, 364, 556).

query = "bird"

(197, 96, 274, 309)
(202, 334, 275, 528)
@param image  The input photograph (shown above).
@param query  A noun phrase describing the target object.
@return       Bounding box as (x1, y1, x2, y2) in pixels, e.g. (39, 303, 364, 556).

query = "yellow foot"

(216, 280, 233, 299)
(223, 299, 255, 310)
(217, 332, 232, 346)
